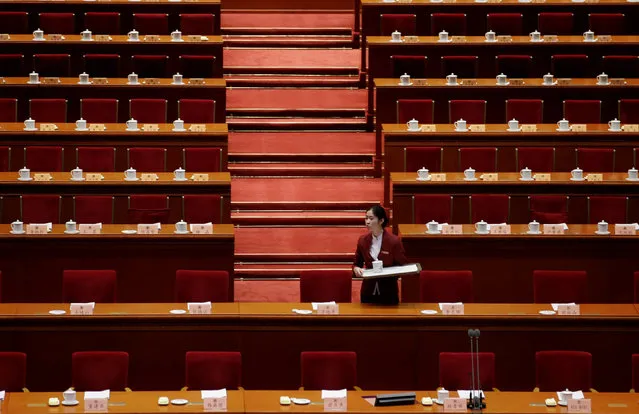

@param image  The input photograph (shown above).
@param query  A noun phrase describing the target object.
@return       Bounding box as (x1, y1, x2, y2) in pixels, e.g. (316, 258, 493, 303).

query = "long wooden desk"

(0, 303, 636, 392)
(0, 78, 226, 124)
(0, 35, 224, 77)
(0, 123, 228, 172)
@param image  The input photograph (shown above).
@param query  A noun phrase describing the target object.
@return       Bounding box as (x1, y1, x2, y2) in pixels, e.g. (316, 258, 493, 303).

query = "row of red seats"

(0, 98, 216, 123)
(0, 54, 217, 78)
(0, 12, 215, 35)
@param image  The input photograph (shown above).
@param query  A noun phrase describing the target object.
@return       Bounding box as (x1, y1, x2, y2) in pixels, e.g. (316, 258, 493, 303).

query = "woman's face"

(365, 209, 383, 232)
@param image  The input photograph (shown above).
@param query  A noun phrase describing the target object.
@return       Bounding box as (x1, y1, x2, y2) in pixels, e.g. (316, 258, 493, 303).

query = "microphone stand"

(467, 329, 486, 411)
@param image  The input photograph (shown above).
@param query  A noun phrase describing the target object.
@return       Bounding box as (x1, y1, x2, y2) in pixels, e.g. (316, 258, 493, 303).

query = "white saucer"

(121, 229, 137, 234)
(389, 39, 404, 43)
(407, 128, 421, 132)
(455, 128, 469, 132)
(70, 178, 86, 181)
(291, 398, 311, 405)
(570, 177, 585, 181)
(463, 177, 478, 181)
(170, 309, 187, 314)
(530, 39, 544, 43)
(416, 177, 431, 181)
(625, 177, 639, 181)
(124, 177, 139, 181)
(170, 39, 185, 42)
(173, 178, 188, 181)
(583, 39, 597, 42)
(64, 230, 80, 234)
(519, 177, 534, 181)
(526, 231, 542, 235)
(507, 128, 522, 132)
(595, 231, 611, 235)
(434, 399, 444, 405)
(23, 128, 38, 131)
(446, 83, 459, 86)
(77, 82, 92, 85)
(292, 309, 313, 315)
(172, 128, 187, 132)
(597, 82, 610, 86)
(484, 39, 497, 43)
(426, 231, 441, 235)
(420, 309, 438, 315)
(437, 39, 452, 43)
(17, 177, 33, 181)
(27, 81, 41, 84)
(125, 128, 139, 132)
(556, 128, 572, 132)
(475, 231, 490, 235)
(539, 310, 556, 315)
(497, 82, 510, 86)
(62, 400, 79, 406)
(75, 128, 89, 131)
(558, 401, 568, 407)
(170, 399, 188, 405)
(399, 82, 413, 87)
(127, 82, 139, 85)
(543, 81, 557, 86)
(608, 128, 622, 132)
(80, 39, 94, 42)
(174, 231, 190, 234)
(10, 230, 25, 235)
(49, 310, 66, 315)
(171, 82, 184, 85)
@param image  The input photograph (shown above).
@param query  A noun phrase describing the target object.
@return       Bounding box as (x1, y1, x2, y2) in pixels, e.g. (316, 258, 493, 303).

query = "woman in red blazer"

(353, 205, 408, 305)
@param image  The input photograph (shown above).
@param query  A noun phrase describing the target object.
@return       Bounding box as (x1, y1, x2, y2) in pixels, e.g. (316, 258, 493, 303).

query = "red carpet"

(222, 13, 354, 32)
(229, 132, 375, 156)
(227, 88, 367, 110)
(224, 49, 360, 71)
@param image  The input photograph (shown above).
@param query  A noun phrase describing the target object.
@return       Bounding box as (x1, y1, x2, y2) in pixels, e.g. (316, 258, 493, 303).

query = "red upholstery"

(127, 147, 166, 171)
(80, 99, 119, 124)
(470, 194, 509, 223)
(405, 147, 442, 172)
(62, 270, 117, 303)
(84, 12, 121, 34)
(397, 99, 434, 124)
(33, 54, 71, 77)
(486, 13, 523, 35)
(0, 54, 25, 76)
(300, 352, 357, 390)
(299, 270, 352, 303)
(576, 148, 615, 171)
(83, 54, 121, 78)
(430, 13, 467, 35)
(632, 354, 639, 391)
(619, 100, 639, 124)
(38, 12, 75, 34)
(76, 146, 116, 172)
(441, 56, 478, 78)
(414, 194, 451, 223)
(529, 195, 568, 224)
(587, 196, 627, 223)
(130, 55, 169, 78)
(506, 99, 543, 124)
(25, 146, 64, 171)
(0, 12, 29, 33)
(30, 99, 67, 123)
(495, 55, 533, 78)
(175, 270, 231, 302)
(74, 196, 114, 224)
(419, 270, 473, 303)
(535, 351, 592, 391)
(128, 194, 170, 224)
(183, 195, 222, 223)
(380, 14, 416, 36)
(179, 55, 216, 78)
(21, 194, 61, 223)
(589, 13, 625, 34)
(0, 147, 10, 171)
(563, 100, 601, 124)
(533, 270, 588, 303)
(0, 352, 27, 391)
(551, 55, 590, 78)
(178, 99, 216, 123)
(390, 55, 427, 78)
(0, 98, 17, 122)
(180, 14, 216, 35)
(449, 100, 486, 124)
(459, 147, 497, 172)
(439, 352, 496, 390)
(132, 13, 169, 34)
(185, 352, 242, 390)
(71, 351, 129, 391)
(538, 12, 574, 35)
(129, 99, 167, 123)
(183, 148, 222, 172)
(601, 56, 639, 78)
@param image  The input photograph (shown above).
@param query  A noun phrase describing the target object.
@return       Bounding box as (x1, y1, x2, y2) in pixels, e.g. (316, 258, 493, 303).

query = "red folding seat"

(563, 100, 601, 124)
(84, 12, 121, 34)
(300, 352, 358, 390)
(182, 195, 223, 223)
(405, 147, 443, 173)
(0, 147, 10, 171)
(535, 351, 592, 391)
(390, 55, 427, 78)
(29, 99, 67, 123)
(459, 147, 497, 172)
(380, 14, 416, 36)
(587, 196, 627, 224)
(62, 270, 117, 303)
(21, 195, 61, 223)
(179, 55, 216, 78)
(430, 13, 467, 35)
(515, 147, 555, 173)
(588, 13, 625, 34)
(439, 352, 496, 390)
(38, 13, 75, 34)
(486, 13, 523, 35)
(397, 99, 434, 124)
(0, 55, 25, 76)
(506, 99, 543, 124)
(470, 194, 509, 223)
(33, 54, 71, 77)
(300, 270, 352, 303)
(0, 352, 27, 392)
(127, 147, 167, 171)
(414, 194, 452, 223)
(80, 99, 118, 124)
(0, 12, 29, 33)
(132, 13, 169, 34)
(71, 351, 129, 391)
(538, 12, 574, 35)
(129, 99, 167, 123)
(74, 196, 114, 224)
(83, 54, 120, 78)
(551, 55, 590, 78)
(495, 55, 533, 78)
(24, 146, 64, 171)
(632, 354, 639, 391)
(529, 195, 568, 224)
(441, 56, 478, 78)
(449, 100, 486, 124)
(76, 147, 116, 172)
(420, 270, 473, 303)
(128, 195, 170, 224)
(0, 99, 17, 122)
(180, 14, 216, 35)
(183, 148, 222, 172)
(185, 352, 242, 391)
(178, 100, 216, 123)
(130, 55, 169, 78)
(601, 56, 639, 78)
(619, 100, 639, 124)
(575, 148, 615, 171)
(533, 270, 587, 303)
(175, 270, 231, 302)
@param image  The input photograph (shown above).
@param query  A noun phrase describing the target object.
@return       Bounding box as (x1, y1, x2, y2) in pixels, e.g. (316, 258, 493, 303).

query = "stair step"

(234, 262, 353, 278)
(224, 74, 360, 87)
(232, 210, 365, 225)
(227, 117, 367, 131)
(222, 12, 354, 35)
(229, 161, 375, 176)
(224, 35, 354, 48)
(224, 49, 360, 75)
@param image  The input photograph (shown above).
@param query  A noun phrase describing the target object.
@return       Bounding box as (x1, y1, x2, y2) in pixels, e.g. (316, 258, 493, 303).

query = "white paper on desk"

(437, 223, 449, 231)
(321, 389, 347, 399)
(439, 302, 463, 311)
(632, 223, 639, 230)
(361, 263, 421, 278)
(559, 223, 569, 230)
(485, 223, 506, 230)
(457, 390, 485, 399)
(556, 391, 584, 400)
(91, 223, 103, 229)
(312, 301, 336, 310)
(0, 390, 5, 400)
(551, 303, 576, 311)
(31, 222, 53, 232)
(202, 389, 227, 399)
(85, 390, 110, 399)
(190, 222, 213, 231)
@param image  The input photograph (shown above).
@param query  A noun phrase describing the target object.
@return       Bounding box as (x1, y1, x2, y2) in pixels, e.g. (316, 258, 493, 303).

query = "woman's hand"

(353, 267, 364, 277)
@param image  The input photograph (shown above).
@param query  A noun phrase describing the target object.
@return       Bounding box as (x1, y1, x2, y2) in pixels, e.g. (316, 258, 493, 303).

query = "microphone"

(467, 329, 486, 410)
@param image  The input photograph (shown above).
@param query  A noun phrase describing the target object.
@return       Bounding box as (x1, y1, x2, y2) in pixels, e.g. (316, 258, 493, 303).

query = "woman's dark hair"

(368, 205, 389, 228)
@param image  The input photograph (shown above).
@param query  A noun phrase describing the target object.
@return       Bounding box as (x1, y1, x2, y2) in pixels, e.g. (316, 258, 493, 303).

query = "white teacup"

(391, 30, 402, 42)
(175, 220, 188, 233)
(597, 72, 608, 85)
(454, 119, 467, 131)
(65, 220, 77, 233)
(557, 119, 570, 131)
(124, 168, 137, 180)
(372, 260, 383, 273)
(558, 391, 573, 404)
(475, 220, 488, 233)
(81, 29, 92, 41)
(407, 119, 420, 131)
(628, 167, 638, 180)
(543, 73, 554, 85)
(464, 167, 476, 180)
(496, 73, 508, 85)
(71, 167, 83, 181)
(520, 167, 532, 180)
(75, 118, 87, 130)
(128, 72, 139, 84)
(126, 119, 138, 131)
(437, 389, 449, 402)
(529, 30, 541, 41)
(446, 73, 458, 85)
(172, 73, 183, 85)
(78, 73, 90, 84)
(171, 30, 182, 41)
(427, 220, 439, 233)
(417, 167, 429, 180)
(128, 30, 139, 41)
(11, 220, 24, 233)
(508, 119, 520, 131)
(63, 390, 76, 403)
(173, 119, 185, 131)
(19, 167, 30, 180)
(597, 220, 609, 233)
(485, 30, 496, 42)
(571, 167, 584, 180)
(583, 30, 595, 41)
(24, 118, 36, 130)
(438, 30, 449, 42)
(528, 220, 540, 233)
(400, 73, 411, 85)
(33, 29, 44, 40)
(608, 118, 621, 131)
(29, 72, 40, 84)
(174, 167, 186, 180)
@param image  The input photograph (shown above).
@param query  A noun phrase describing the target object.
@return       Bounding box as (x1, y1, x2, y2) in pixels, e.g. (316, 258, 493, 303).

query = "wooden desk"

(0, 78, 226, 124)
(0, 122, 228, 172)
(0, 35, 224, 77)
(0, 303, 637, 392)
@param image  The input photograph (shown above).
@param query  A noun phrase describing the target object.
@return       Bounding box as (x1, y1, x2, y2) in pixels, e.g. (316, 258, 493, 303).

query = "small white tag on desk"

(143, 35, 161, 42)
(615, 224, 636, 235)
(88, 124, 106, 131)
(557, 304, 580, 315)
(585, 174, 602, 181)
(92, 78, 108, 85)
(191, 223, 213, 234)
(430, 173, 447, 181)
(441, 224, 462, 234)
(534, 173, 551, 181)
(443, 398, 467, 411)
(571, 124, 587, 132)
(79, 223, 101, 234)
(188, 79, 206, 85)
(609, 78, 625, 86)
(94, 34, 112, 41)
(191, 173, 209, 181)
(468, 124, 485, 132)
(86, 173, 104, 181)
(188, 301, 212, 314)
(568, 399, 591, 413)
(316, 303, 339, 315)
(521, 124, 537, 132)
(34, 173, 52, 181)
(189, 124, 207, 132)
(421, 124, 436, 132)
(322, 389, 347, 411)
(39, 123, 58, 131)
(140, 173, 158, 181)
(141, 123, 159, 131)
(85, 390, 109, 412)
(489, 224, 511, 234)
(70, 302, 95, 315)
(624, 124, 639, 132)
(202, 389, 227, 411)
(137, 223, 160, 234)
(439, 303, 464, 315)
(0, 34, 9, 40)
(509, 78, 525, 86)
(27, 224, 48, 234)
(480, 173, 498, 181)
(543, 224, 565, 234)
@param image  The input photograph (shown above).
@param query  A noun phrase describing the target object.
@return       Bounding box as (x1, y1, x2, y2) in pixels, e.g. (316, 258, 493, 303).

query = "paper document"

(85, 390, 110, 399)
(321, 389, 347, 399)
(202, 389, 227, 398)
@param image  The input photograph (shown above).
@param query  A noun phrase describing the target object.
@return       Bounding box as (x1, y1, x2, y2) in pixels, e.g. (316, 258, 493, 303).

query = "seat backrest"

(430, 13, 466, 35)
(397, 99, 434, 124)
(25, 146, 64, 172)
(506, 99, 543, 124)
(80, 98, 119, 124)
(533, 270, 588, 303)
(84, 12, 121, 34)
(380, 14, 416, 36)
(29, 99, 67, 123)
(495, 55, 532, 78)
(390, 55, 427, 78)
(39, 12, 75, 33)
(21, 194, 61, 223)
(414, 194, 451, 223)
(129, 99, 167, 124)
(405, 147, 442, 173)
(420, 270, 473, 303)
(619, 100, 639, 124)
(0, 98, 17, 122)
(538, 12, 574, 35)
(551, 54, 589, 78)
(300, 351, 357, 390)
(535, 351, 592, 391)
(83, 54, 121, 78)
(299, 270, 352, 303)
(0, 352, 27, 391)
(441, 56, 478, 78)
(180, 13, 216, 35)
(74, 196, 114, 224)
(439, 352, 496, 390)
(516, 148, 555, 172)
(175, 270, 230, 302)
(33, 54, 71, 77)
(575, 148, 614, 172)
(459, 147, 496, 172)
(62, 270, 117, 303)
(588, 13, 625, 34)
(470, 194, 509, 223)
(529, 195, 568, 225)
(587, 196, 627, 224)
(185, 352, 242, 390)
(449, 100, 486, 124)
(183, 148, 222, 172)
(486, 13, 523, 35)
(183, 194, 222, 223)
(563, 100, 601, 124)
(132, 13, 169, 34)
(127, 147, 167, 171)
(0, 12, 29, 33)
(0, 54, 25, 76)
(179, 99, 216, 123)
(179, 55, 216, 78)
(72, 351, 129, 391)
(130, 55, 169, 78)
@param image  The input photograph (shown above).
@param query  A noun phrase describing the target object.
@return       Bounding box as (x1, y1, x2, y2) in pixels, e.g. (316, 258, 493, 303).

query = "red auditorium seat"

(62, 270, 117, 303)
(380, 14, 416, 36)
(180, 14, 216, 35)
(413, 194, 452, 223)
(128, 194, 170, 224)
(439, 352, 496, 390)
(0, 99, 17, 122)
(0, 55, 25, 76)
(29, 99, 67, 123)
(529, 195, 568, 224)
(0, 12, 29, 33)
(299, 270, 352, 303)
(470, 194, 509, 223)
(619, 100, 639, 124)
(33, 54, 71, 77)
(71, 351, 129, 391)
(538, 12, 574, 35)
(83, 54, 121, 78)
(0, 352, 27, 392)
(601, 56, 639, 78)
(390, 55, 427, 78)
(179, 55, 216, 78)
(129, 99, 167, 124)
(632, 354, 639, 391)
(74, 195, 115, 224)
(430, 13, 467, 35)
(76, 147, 116, 172)
(175, 270, 230, 302)
(419, 270, 473, 303)
(130, 55, 169, 78)
(450, 101, 486, 124)
(533, 270, 587, 303)
(84, 12, 121, 34)
(587, 196, 627, 224)
(21, 195, 61, 223)
(80, 99, 119, 124)
(24, 146, 64, 171)
(182, 195, 223, 223)
(441, 56, 478, 78)
(563, 100, 602, 124)
(178, 99, 216, 123)
(300, 352, 358, 390)
(132, 13, 169, 34)
(575, 148, 615, 171)
(551, 55, 590, 78)
(404, 147, 443, 172)
(0, 147, 10, 171)
(185, 352, 242, 390)
(486, 13, 523, 35)
(506, 100, 544, 124)
(183, 148, 222, 172)
(458, 147, 497, 172)
(397, 99, 434, 124)
(495, 55, 533, 78)
(535, 351, 592, 391)
(588, 13, 625, 34)
(38, 12, 75, 34)
(127, 148, 167, 171)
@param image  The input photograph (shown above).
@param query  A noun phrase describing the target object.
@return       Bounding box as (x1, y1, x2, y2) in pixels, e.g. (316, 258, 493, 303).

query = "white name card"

(323, 396, 346, 411)
(189, 124, 207, 132)
(444, 398, 467, 411)
(137, 224, 159, 234)
(543, 224, 565, 234)
(430, 173, 447, 181)
(70, 302, 95, 315)
(468, 124, 485, 132)
(571, 124, 587, 132)
(191, 223, 213, 234)
(568, 399, 591, 413)
(317, 303, 339, 315)
(481, 173, 498, 181)
(34, 173, 52, 181)
(143, 35, 161, 42)
(192, 173, 209, 181)
(585, 174, 603, 181)
(141, 123, 159, 131)
(441, 224, 462, 234)
(79, 224, 101, 234)
(624, 124, 639, 132)
(421, 124, 436, 132)
(489, 224, 511, 234)
(615, 224, 636, 235)
(0, 34, 9, 40)
(92, 78, 108, 85)
(534, 173, 551, 181)
(188, 301, 212, 314)
(441, 303, 464, 315)
(510, 78, 525, 86)
(88, 124, 106, 132)
(86, 173, 103, 181)
(521, 124, 537, 132)
(27, 224, 48, 234)
(140, 173, 158, 181)
(557, 304, 580, 315)
(84, 398, 108, 411)
(202, 390, 227, 411)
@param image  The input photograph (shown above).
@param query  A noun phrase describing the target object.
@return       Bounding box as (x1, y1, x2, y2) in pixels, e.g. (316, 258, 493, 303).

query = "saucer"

(173, 178, 188, 181)
(389, 39, 404, 43)
(434, 399, 444, 405)
(484, 39, 497, 43)
(170, 309, 187, 314)
(18, 177, 33, 181)
(583, 38, 597, 42)
(172, 128, 187, 132)
(416, 177, 431, 181)
(49, 310, 66, 315)
(398, 82, 413, 86)
(426, 230, 441, 235)
(595, 231, 611, 235)
(27, 81, 41, 84)
(558, 401, 568, 407)
(291, 398, 311, 405)
(170, 39, 185, 42)
(125, 128, 139, 131)
(556, 128, 572, 132)
(539, 310, 556, 315)
(608, 128, 622, 132)
(124, 177, 139, 181)
(10, 230, 25, 235)
(420, 309, 438, 315)
(446, 83, 459, 86)
(543, 81, 558, 86)
(519, 177, 534, 181)
(529, 39, 544, 43)
(23, 127, 38, 131)
(597, 82, 610, 86)
(463, 177, 478, 181)
(437, 39, 452, 43)
(174, 231, 190, 234)
(170, 399, 188, 406)
(171, 82, 184, 85)
(121, 229, 137, 234)
(75, 128, 89, 131)
(70, 178, 86, 181)
(126, 82, 140, 85)
(475, 231, 490, 235)
(526, 230, 542, 235)
(62, 400, 79, 406)
(507, 128, 522, 132)
(64, 230, 80, 234)
(407, 127, 420, 132)
(625, 177, 639, 181)
(570, 177, 585, 181)
(496, 82, 510, 86)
